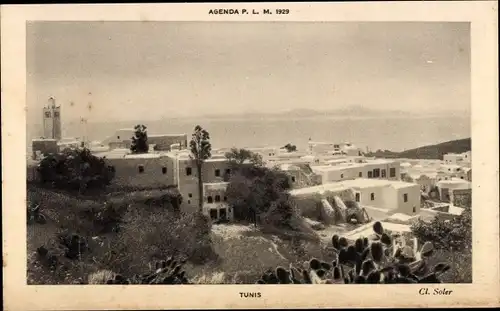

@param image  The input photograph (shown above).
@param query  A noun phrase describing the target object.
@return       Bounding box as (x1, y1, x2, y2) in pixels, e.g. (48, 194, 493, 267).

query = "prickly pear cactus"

(86, 255, 191, 285)
(256, 221, 451, 284)
(27, 203, 47, 225)
(130, 256, 190, 284)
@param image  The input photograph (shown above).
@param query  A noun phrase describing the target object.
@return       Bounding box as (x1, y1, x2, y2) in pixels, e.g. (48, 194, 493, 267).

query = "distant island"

(365, 138, 471, 160)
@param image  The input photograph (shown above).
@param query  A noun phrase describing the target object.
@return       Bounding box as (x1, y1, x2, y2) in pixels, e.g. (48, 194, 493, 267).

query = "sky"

(26, 22, 470, 124)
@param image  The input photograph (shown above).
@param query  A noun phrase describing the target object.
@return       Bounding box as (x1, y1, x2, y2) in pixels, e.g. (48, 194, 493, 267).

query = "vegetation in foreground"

(28, 126, 472, 284)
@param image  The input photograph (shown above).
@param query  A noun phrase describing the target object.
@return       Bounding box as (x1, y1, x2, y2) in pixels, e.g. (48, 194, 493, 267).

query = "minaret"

(42, 97, 62, 140)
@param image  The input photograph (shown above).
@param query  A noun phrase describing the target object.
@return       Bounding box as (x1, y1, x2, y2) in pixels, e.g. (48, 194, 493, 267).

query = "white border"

(2, 2, 499, 309)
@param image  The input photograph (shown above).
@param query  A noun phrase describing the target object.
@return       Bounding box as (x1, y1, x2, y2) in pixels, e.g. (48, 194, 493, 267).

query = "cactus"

(255, 224, 451, 284)
(85, 255, 191, 285)
(27, 203, 47, 225)
(373, 221, 384, 235)
(57, 232, 88, 260)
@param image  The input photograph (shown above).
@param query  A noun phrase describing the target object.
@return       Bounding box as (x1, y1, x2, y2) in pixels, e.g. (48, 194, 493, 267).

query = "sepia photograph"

(26, 21, 473, 286)
(2, 2, 498, 309)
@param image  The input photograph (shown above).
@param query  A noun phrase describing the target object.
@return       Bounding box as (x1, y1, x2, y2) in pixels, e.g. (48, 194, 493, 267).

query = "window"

(368, 171, 373, 178)
(187, 200, 191, 204)
(138, 165, 144, 173)
(188, 193, 193, 198)
(359, 172, 362, 177)
(225, 169, 231, 175)
(215, 169, 221, 177)
(45, 111, 51, 118)
(215, 195, 221, 202)
(162, 167, 167, 174)
(223, 196, 227, 202)
(340, 174, 344, 179)
(381, 169, 386, 178)
(291, 176, 296, 183)
(186, 167, 192, 176)
(207, 196, 213, 203)
(370, 193, 375, 201)
(373, 169, 380, 178)
(460, 176, 464, 179)
(390, 168, 396, 177)
(413, 206, 416, 213)
(403, 193, 408, 202)
(355, 193, 360, 202)
(117, 136, 120, 139)
(53, 111, 60, 117)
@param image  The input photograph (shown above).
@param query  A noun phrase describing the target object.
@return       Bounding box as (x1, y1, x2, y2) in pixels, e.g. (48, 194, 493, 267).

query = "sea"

(26, 115, 470, 155)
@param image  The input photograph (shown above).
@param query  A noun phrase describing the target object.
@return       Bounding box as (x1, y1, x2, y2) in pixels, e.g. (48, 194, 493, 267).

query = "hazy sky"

(27, 22, 470, 124)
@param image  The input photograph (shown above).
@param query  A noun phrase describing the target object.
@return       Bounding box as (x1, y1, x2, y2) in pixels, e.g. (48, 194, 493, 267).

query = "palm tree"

(189, 125, 212, 213)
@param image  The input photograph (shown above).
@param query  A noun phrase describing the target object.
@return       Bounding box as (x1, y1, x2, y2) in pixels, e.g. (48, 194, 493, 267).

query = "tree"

(37, 147, 114, 193)
(224, 148, 264, 167)
(282, 143, 297, 153)
(225, 163, 293, 228)
(130, 124, 149, 154)
(189, 125, 212, 213)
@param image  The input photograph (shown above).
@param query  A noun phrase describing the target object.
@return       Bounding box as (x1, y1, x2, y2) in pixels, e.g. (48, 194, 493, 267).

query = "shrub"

(411, 207, 471, 251)
(97, 207, 217, 276)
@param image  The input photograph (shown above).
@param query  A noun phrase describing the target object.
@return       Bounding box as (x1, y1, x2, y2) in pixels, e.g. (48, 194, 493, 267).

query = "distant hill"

(200, 106, 418, 120)
(366, 138, 471, 160)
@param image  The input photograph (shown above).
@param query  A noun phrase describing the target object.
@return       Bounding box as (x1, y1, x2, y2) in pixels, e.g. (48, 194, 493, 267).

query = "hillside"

(366, 138, 471, 160)
(26, 185, 328, 285)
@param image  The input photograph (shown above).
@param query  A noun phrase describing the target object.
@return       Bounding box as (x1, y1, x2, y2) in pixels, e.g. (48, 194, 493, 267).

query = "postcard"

(1, 1, 499, 309)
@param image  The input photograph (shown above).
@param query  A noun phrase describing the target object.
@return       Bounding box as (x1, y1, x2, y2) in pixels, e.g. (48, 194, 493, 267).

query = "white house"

(308, 141, 363, 156)
(102, 152, 176, 189)
(338, 179, 421, 216)
(290, 178, 421, 216)
(311, 159, 400, 184)
(203, 182, 233, 221)
(436, 178, 472, 203)
(443, 151, 471, 165)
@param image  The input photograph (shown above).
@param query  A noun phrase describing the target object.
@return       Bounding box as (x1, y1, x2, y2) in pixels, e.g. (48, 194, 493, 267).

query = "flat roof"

(344, 221, 411, 240)
(338, 178, 418, 189)
(364, 159, 399, 165)
(312, 163, 367, 172)
(289, 183, 350, 196)
(149, 134, 187, 138)
(124, 153, 164, 159)
(32, 138, 57, 142)
(437, 178, 471, 186)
